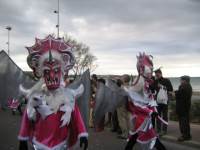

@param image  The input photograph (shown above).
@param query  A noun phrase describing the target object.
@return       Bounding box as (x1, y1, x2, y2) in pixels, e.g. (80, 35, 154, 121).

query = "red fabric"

(128, 101, 152, 117)
(7, 99, 20, 109)
(138, 128, 156, 142)
(134, 114, 146, 130)
(68, 103, 87, 148)
(19, 103, 87, 149)
(28, 35, 72, 54)
(128, 101, 157, 143)
(18, 108, 34, 139)
(19, 109, 69, 147)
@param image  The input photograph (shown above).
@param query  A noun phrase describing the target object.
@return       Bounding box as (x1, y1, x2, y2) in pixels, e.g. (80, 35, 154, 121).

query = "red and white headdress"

(26, 35, 75, 78)
(136, 52, 153, 76)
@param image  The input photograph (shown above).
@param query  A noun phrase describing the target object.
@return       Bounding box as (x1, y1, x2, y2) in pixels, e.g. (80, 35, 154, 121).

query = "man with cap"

(175, 75, 193, 141)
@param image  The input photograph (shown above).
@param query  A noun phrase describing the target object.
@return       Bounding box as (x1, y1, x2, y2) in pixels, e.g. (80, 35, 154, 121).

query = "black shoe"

(111, 128, 117, 132)
(184, 135, 192, 141)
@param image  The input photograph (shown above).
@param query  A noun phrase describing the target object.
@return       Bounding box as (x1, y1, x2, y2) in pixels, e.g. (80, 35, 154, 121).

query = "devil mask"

(42, 51, 62, 90)
(136, 52, 153, 79)
(26, 35, 75, 89)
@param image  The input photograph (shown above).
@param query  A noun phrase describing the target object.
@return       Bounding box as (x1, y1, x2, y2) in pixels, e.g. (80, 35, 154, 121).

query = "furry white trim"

(18, 136, 29, 141)
(20, 78, 84, 126)
(19, 84, 30, 96)
(32, 137, 67, 150)
(78, 132, 89, 139)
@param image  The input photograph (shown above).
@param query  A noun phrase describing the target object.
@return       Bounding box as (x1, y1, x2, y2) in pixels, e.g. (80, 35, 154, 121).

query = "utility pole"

(54, 0, 60, 38)
(5, 26, 12, 56)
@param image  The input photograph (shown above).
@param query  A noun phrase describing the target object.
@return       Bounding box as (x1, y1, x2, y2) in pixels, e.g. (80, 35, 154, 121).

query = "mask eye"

(54, 68, 60, 73)
(44, 69, 50, 74)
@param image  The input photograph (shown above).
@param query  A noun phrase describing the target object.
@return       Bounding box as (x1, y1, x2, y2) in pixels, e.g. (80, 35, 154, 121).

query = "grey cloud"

(61, 0, 200, 25)
(0, 0, 200, 76)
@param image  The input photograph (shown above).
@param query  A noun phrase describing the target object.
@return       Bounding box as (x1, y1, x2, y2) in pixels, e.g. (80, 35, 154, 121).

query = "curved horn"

(19, 84, 30, 96)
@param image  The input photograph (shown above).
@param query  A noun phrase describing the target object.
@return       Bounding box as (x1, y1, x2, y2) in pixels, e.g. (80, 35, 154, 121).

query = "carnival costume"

(92, 52, 167, 150)
(125, 53, 166, 150)
(18, 35, 88, 150)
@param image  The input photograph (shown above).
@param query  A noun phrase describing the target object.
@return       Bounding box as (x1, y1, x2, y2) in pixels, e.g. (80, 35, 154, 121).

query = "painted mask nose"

(50, 71, 55, 79)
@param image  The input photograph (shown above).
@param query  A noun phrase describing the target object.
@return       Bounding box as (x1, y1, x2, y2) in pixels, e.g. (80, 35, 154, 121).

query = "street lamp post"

(5, 26, 12, 56)
(54, 0, 60, 38)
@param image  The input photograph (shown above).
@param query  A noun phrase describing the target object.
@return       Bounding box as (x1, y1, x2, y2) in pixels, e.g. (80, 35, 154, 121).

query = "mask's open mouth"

(43, 59, 62, 90)
(45, 76, 60, 90)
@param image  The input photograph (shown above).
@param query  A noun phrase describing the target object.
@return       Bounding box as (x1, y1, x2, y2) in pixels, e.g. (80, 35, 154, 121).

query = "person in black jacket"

(175, 75, 192, 141)
(154, 69, 173, 135)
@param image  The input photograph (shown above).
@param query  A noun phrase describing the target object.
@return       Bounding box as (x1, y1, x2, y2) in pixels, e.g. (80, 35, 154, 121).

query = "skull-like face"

(137, 54, 153, 79)
(43, 59, 62, 90)
(143, 65, 153, 79)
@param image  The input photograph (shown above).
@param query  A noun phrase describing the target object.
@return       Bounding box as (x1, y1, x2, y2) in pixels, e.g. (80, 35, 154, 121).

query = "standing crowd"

(89, 68, 193, 143)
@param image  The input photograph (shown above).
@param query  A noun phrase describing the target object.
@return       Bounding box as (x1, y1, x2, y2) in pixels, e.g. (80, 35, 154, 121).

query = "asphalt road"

(0, 110, 198, 150)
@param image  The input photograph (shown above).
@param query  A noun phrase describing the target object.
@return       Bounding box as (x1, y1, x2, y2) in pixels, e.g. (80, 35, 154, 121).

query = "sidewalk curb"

(161, 135, 200, 149)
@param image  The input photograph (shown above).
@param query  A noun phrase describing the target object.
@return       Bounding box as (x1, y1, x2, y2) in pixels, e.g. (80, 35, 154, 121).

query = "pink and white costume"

(125, 53, 158, 149)
(8, 98, 20, 110)
(127, 82, 157, 145)
(18, 35, 88, 150)
(18, 95, 87, 149)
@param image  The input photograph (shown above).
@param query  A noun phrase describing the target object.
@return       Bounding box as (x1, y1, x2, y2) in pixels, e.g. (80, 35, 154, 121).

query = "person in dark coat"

(175, 75, 192, 141)
(154, 68, 173, 135)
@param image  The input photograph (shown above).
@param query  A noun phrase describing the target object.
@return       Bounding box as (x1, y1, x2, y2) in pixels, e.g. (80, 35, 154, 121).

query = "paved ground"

(88, 128, 199, 150)
(162, 121, 200, 148)
(0, 110, 199, 150)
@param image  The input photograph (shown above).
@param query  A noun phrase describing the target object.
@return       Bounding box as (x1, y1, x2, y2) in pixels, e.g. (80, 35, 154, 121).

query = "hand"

(80, 137, 88, 150)
(151, 112, 158, 118)
(19, 141, 28, 150)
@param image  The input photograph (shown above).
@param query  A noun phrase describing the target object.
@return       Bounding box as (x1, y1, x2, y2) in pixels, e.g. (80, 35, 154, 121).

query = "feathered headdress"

(136, 52, 153, 74)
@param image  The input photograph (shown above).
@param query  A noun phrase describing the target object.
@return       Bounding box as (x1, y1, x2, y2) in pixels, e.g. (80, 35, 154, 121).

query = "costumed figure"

(93, 52, 167, 150)
(18, 35, 88, 150)
(124, 52, 166, 150)
(7, 98, 22, 115)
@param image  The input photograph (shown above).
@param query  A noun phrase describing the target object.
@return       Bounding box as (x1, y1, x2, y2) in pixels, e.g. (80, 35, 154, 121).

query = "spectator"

(154, 68, 173, 135)
(89, 74, 98, 128)
(175, 75, 192, 141)
(117, 75, 130, 139)
(110, 79, 121, 134)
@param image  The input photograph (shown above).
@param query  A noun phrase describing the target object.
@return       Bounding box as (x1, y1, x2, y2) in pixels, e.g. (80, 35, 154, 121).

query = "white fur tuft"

(19, 84, 30, 96)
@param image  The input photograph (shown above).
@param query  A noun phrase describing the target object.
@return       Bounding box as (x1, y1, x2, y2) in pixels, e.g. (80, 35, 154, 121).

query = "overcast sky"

(0, 0, 200, 77)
